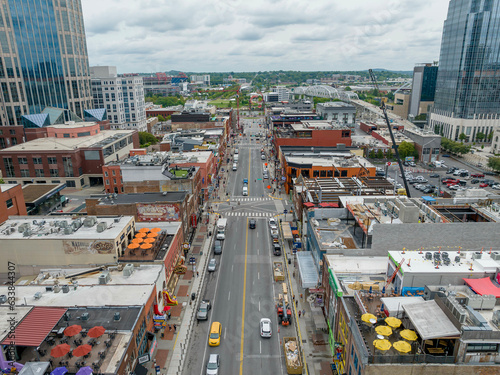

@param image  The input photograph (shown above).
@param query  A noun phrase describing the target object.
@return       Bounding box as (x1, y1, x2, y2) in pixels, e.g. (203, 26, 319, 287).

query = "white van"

(242, 186, 248, 196)
(234, 154, 239, 162)
(232, 163, 237, 171)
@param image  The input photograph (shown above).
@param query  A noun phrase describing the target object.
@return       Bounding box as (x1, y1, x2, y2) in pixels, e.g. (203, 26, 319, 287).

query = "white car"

(206, 354, 220, 375)
(260, 318, 272, 338)
(491, 184, 500, 190)
(269, 218, 277, 227)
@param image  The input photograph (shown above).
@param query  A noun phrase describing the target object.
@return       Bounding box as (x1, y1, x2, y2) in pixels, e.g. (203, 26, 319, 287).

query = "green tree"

(397, 141, 416, 160)
(459, 133, 467, 143)
(139, 132, 158, 147)
(475, 132, 485, 142)
(415, 114, 427, 121)
(376, 149, 384, 159)
(157, 114, 166, 122)
(0, 178, 4, 184)
(368, 150, 376, 159)
(488, 157, 500, 172)
(345, 86, 352, 91)
(488, 132, 494, 142)
(386, 149, 393, 160)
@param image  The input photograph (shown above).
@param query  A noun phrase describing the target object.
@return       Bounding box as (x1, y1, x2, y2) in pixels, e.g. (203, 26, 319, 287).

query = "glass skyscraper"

(0, 0, 92, 126)
(430, 0, 500, 141)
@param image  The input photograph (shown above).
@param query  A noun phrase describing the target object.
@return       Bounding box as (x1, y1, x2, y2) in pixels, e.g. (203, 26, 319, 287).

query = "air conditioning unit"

(98, 271, 110, 285)
(491, 252, 500, 261)
(62, 285, 69, 293)
(96, 222, 107, 233)
(34, 292, 42, 300)
(81, 313, 89, 321)
(64, 227, 74, 235)
(23, 229, 32, 237)
(123, 264, 134, 277)
(114, 312, 121, 321)
(472, 252, 482, 260)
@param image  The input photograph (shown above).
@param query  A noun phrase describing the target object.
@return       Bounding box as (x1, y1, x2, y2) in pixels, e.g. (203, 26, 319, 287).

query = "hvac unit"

(123, 264, 134, 277)
(63, 312, 71, 321)
(472, 252, 482, 260)
(98, 271, 110, 285)
(96, 222, 107, 233)
(490, 252, 500, 261)
(83, 216, 97, 227)
(45, 286, 54, 292)
(0, 295, 7, 303)
(81, 313, 89, 321)
(64, 227, 74, 235)
(23, 229, 32, 237)
(59, 220, 68, 228)
(114, 312, 121, 321)
(34, 292, 42, 300)
(62, 285, 69, 293)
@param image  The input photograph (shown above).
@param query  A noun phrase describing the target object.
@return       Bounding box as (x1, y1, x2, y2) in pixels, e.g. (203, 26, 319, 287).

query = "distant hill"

(371, 68, 413, 76)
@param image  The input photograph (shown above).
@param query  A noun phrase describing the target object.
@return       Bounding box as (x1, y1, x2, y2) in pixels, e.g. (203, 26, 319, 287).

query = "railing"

(368, 353, 455, 364)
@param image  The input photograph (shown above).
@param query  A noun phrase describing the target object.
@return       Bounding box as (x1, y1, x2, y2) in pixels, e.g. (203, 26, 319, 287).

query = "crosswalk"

(224, 212, 275, 217)
(231, 197, 273, 201)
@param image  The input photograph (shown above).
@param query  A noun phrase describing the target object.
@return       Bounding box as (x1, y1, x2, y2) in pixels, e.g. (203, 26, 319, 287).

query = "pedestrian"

(295, 300, 298, 308)
(196, 271, 199, 277)
(167, 311, 171, 320)
(293, 295, 295, 301)
(169, 325, 172, 331)
(173, 324, 177, 332)
(298, 310, 301, 318)
(302, 309, 306, 317)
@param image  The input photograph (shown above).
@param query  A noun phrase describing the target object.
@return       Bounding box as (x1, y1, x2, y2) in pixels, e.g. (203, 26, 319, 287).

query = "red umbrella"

(51, 344, 71, 358)
(88, 326, 106, 338)
(64, 324, 82, 337)
(72, 344, 92, 357)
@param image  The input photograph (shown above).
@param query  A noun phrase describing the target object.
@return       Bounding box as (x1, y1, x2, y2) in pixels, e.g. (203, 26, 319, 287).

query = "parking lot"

(384, 158, 500, 198)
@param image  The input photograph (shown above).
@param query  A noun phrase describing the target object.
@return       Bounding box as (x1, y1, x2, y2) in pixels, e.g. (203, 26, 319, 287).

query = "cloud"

(81, 0, 451, 72)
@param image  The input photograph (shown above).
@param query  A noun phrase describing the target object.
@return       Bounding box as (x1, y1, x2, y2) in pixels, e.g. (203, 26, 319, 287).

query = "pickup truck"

(197, 300, 211, 321)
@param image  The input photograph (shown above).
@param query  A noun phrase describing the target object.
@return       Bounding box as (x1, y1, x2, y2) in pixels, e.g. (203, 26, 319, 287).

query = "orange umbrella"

(144, 237, 156, 243)
(138, 228, 150, 233)
(135, 232, 146, 238)
(128, 243, 139, 250)
(140, 244, 152, 250)
(64, 325, 82, 337)
(72, 344, 92, 357)
(150, 228, 161, 232)
(147, 232, 158, 238)
(51, 344, 71, 358)
(87, 326, 106, 338)
(131, 238, 143, 244)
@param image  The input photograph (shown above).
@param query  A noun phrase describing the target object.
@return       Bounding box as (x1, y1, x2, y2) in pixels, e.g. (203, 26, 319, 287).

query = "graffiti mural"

(63, 240, 114, 254)
(137, 203, 180, 222)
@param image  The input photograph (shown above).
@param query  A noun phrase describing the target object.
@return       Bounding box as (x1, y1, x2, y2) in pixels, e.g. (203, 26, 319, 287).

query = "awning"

(19, 362, 50, 375)
(319, 202, 339, 208)
(463, 277, 500, 297)
(421, 196, 436, 203)
(403, 300, 460, 340)
(303, 202, 315, 208)
(292, 230, 299, 235)
(296, 251, 319, 289)
(134, 364, 148, 375)
(0, 307, 67, 347)
(281, 222, 293, 240)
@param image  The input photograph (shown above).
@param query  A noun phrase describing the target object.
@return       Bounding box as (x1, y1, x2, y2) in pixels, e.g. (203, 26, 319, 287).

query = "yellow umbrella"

(138, 228, 150, 233)
(375, 325, 392, 337)
(393, 341, 412, 353)
(400, 329, 418, 341)
(373, 339, 392, 351)
(385, 316, 402, 328)
(361, 313, 377, 324)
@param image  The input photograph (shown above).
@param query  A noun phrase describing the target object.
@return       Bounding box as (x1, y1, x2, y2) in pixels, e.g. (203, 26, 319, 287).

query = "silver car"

(260, 318, 272, 338)
(206, 353, 220, 375)
(208, 258, 217, 272)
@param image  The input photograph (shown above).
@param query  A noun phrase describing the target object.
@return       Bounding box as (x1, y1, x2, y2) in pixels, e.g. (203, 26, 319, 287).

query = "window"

(466, 343, 499, 353)
(320, 170, 327, 177)
(3, 157, 14, 177)
(342, 130, 350, 138)
(66, 180, 76, 187)
(33, 157, 42, 164)
(423, 148, 430, 155)
(9, 129, 15, 135)
(63, 133, 70, 138)
(63, 157, 74, 177)
(105, 179, 109, 185)
(112, 170, 115, 176)
(11, 137, 17, 145)
(113, 178, 117, 184)
(48, 157, 57, 164)
(6, 198, 13, 209)
(50, 169, 59, 177)
(35, 169, 44, 177)
(18, 157, 27, 164)
(20, 170, 29, 177)
(341, 170, 348, 177)
(104, 171, 108, 177)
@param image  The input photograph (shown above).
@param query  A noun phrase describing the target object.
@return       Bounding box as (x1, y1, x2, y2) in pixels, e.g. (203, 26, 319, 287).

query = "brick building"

(0, 126, 25, 150)
(0, 184, 27, 224)
(273, 121, 352, 150)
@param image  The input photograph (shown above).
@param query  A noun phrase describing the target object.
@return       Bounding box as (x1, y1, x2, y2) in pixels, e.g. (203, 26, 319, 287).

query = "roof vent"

(123, 264, 134, 277)
(34, 292, 42, 300)
(472, 251, 482, 260)
(0, 295, 7, 303)
(62, 285, 70, 293)
(81, 312, 89, 321)
(98, 271, 110, 285)
(96, 222, 108, 233)
(114, 312, 121, 321)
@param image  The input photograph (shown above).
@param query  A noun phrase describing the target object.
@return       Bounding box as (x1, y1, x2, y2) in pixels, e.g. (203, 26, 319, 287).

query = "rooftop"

(0, 184, 16, 192)
(0, 130, 135, 152)
(290, 121, 350, 131)
(285, 155, 374, 169)
(108, 150, 212, 167)
(317, 101, 355, 108)
(98, 192, 187, 205)
(22, 184, 66, 205)
(0, 215, 134, 240)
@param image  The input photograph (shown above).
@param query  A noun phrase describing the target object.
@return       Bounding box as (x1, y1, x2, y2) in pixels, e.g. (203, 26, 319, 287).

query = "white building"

(190, 74, 210, 85)
(274, 86, 289, 102)
(492, 128, 500, 155)
(90, 66, 147, 131)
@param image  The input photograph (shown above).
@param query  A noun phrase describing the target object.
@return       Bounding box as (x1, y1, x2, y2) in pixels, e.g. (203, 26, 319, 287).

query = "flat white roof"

(0, 284, 153, 307)
(1, 184, 16, 192)
(0, 216, 135, 240)
(0, 306, 32, 343)
(404, 300, 460, 340)
(34, 265, 163, 286)
(170, 150, 212, 163)
(389, 250, 500, 274)
(1, 130, 134, 152)
(326, 255, 388, 273)
(286, 155, 374, 169)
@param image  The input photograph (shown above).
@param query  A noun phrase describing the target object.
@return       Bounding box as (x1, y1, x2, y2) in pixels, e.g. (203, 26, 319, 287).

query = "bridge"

(291, 85, 359, 101)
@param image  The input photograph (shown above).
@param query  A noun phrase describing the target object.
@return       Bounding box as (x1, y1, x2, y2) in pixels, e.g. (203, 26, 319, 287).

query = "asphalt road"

(183, 118, 286, 375)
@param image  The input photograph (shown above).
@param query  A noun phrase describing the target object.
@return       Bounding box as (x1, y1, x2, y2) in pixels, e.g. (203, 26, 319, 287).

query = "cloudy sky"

(81, 0, 450, 74)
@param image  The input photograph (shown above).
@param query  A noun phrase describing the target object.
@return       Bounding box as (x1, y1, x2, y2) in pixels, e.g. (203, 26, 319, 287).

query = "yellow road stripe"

(239, 220, 249, 374)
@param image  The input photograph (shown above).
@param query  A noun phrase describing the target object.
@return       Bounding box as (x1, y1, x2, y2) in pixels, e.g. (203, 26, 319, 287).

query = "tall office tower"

(429, 0, 500, 142)
(90, 66, 147, 131)
(409, 63, 438, 119)
(0, 0, 93, 126)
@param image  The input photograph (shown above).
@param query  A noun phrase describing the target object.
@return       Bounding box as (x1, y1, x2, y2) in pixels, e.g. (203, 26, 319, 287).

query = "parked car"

(206, 354, 220, 375)
(423, 188, 435, 194)
(429, 173, 440, 178)
(471, 179, 480, 184)
(492, 184, 500, 190)
(471, 173, 485, 178)
(479, 183, 489, 188)
(213, 240, 223, 255)
(197, 300, 211, 321)
(208, 259, 217, 272)
(449, 184, 460, 190)
(442, 178, 459, 184)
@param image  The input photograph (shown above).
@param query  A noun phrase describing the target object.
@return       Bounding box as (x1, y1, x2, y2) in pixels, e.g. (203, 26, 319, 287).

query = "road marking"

(259, 300, 261, 311)
(224, 327, 227, 340)
(256, 232, 259, 238)
(232, 264, 234, 273)
(258, 272, 260, 280)
(239, 220, 249, 375)
(260, 341, 262, 354)
(257, 248, 260, 255)
(228, 291, 231, 301)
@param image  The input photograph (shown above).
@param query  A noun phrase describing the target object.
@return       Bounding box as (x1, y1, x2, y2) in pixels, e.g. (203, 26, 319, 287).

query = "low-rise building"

(22, 183, 67, 215)
(404, 127, 441, 163)
(274, 121, 352, 150)
(0, 125, 139, 189)
(316, 101, 356, 125)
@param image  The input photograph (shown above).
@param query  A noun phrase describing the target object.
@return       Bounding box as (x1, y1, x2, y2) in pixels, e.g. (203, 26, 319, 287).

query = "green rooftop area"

(170, 169, 189, 178)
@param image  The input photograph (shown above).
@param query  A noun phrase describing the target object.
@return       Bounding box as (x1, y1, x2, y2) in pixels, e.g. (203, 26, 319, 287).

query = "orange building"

(0, 184, 27, 224)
